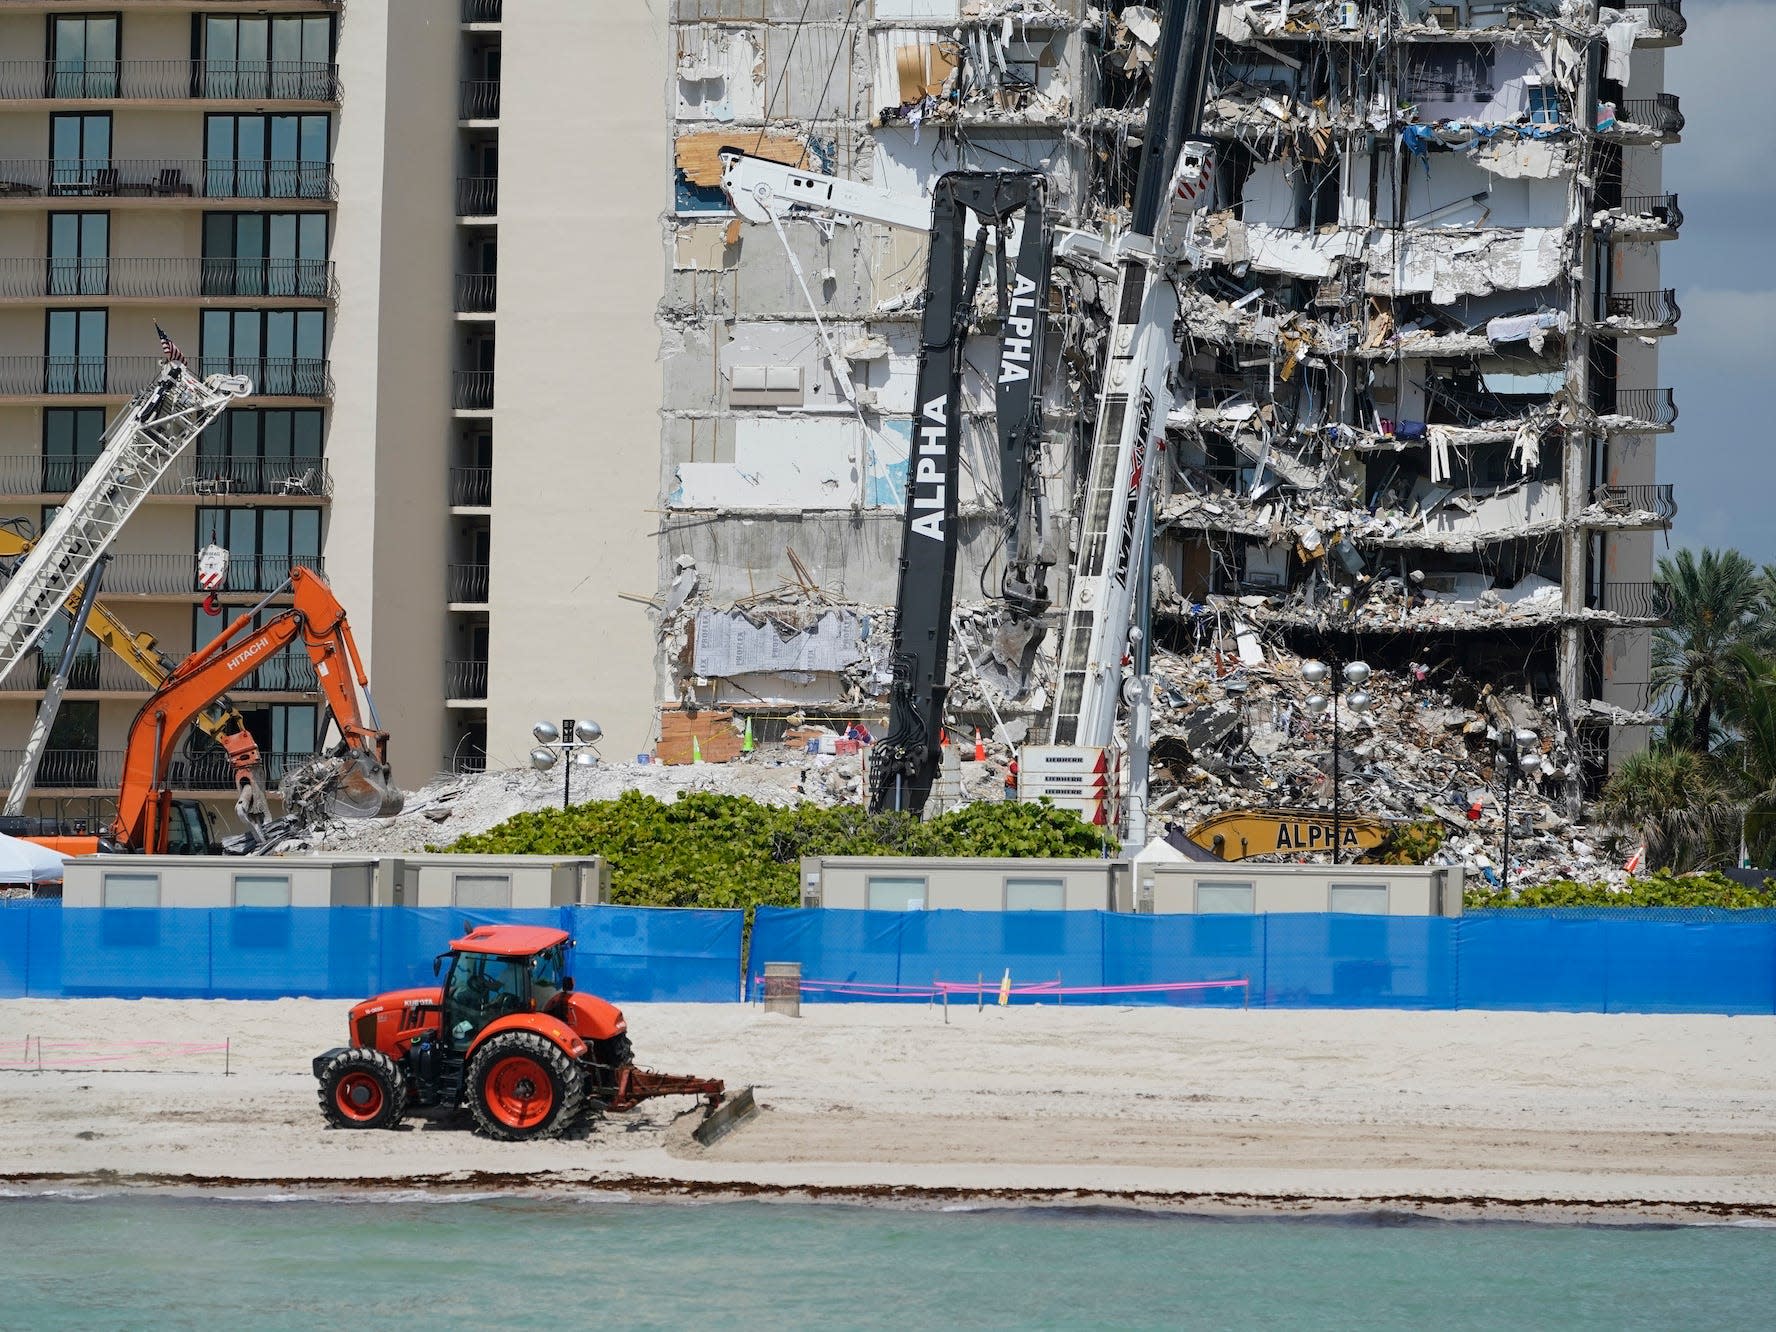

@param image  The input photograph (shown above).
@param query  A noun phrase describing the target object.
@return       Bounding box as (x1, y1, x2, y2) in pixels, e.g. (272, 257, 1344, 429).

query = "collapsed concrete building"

(657, 1, 1683, 818)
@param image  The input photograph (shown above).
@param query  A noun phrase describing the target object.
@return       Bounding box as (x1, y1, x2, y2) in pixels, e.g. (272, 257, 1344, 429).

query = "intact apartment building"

(0, 0, 664, 829)
(659, 0, 1685, 798)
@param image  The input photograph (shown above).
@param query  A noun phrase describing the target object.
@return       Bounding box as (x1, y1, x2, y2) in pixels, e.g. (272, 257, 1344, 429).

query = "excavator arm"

(112, 567, 400, 854)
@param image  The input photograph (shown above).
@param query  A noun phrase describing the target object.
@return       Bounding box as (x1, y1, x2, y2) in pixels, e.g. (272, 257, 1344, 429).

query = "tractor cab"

(437, 925, 573, 1051)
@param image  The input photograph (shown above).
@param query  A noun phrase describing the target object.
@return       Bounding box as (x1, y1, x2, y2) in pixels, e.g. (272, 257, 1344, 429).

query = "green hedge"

(445, 791, 1110, 915)
(1465, 869, 1776, 910)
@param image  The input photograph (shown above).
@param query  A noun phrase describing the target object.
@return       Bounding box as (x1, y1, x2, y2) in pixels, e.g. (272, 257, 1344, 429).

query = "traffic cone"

(997, 968, 1012, 1007)
(973, 728, 986, 762)
(691, 735, 703, 764)
(940, 727, 949, 749)
(741, 717, 754, 754)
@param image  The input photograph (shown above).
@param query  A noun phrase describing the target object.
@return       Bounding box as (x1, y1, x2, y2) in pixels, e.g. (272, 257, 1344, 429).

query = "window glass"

(866, 876, 926, 911)
(45, 309, 106, 393)
(1196, 881, 1256, 914)
(1329, 883, 1390, 915)
(43, 407, 105, 491)
(233, 874, 292, 908)
(1004, 877, 1065, 911)
(102, 873, 160, 907)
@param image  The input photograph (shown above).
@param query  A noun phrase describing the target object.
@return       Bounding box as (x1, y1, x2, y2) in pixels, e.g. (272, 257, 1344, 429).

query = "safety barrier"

(0, 903, 743, 1003)
(747, 908, 1776, 1015)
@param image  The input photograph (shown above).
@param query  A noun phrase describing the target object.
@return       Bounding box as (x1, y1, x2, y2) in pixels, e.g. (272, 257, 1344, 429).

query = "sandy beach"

(1, 999, 1772, 1222)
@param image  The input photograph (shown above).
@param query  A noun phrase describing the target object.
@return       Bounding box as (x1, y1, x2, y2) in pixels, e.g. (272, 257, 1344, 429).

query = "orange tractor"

(313, 924, 756, 1143)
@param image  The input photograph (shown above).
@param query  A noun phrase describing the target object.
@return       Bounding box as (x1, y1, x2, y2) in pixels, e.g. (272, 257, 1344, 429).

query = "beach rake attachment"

(607, 1066, 759, 1146)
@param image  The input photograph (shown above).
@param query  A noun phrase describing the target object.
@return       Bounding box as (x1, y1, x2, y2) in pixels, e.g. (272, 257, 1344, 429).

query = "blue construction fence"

(747, 907, 1776, 1015)
(0, 902, 743, 1003)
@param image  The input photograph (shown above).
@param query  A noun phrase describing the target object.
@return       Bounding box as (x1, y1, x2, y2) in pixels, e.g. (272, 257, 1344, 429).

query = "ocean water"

(0, 1195, 1771, 1331)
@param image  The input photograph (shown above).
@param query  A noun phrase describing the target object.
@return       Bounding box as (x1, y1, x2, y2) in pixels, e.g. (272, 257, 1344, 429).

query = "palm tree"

(1716, 644, 1776, 867)
(1598, 746, 1741, 872)
(1651, 548, 1766, 752)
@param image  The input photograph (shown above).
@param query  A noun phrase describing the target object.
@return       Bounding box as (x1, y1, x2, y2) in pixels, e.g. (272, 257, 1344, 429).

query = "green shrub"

(1465, 869, 1776, 910)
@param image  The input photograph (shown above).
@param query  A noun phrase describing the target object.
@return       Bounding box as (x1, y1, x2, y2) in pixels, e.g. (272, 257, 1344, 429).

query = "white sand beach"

(1, 999, 1772, 1221)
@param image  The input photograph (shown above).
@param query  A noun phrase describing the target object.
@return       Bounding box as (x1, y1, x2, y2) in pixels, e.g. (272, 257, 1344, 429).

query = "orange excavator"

(66, 566, 402, 856)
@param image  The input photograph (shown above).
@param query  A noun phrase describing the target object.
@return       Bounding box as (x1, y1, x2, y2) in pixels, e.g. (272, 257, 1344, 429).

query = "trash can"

(762, 961, 801, 1017)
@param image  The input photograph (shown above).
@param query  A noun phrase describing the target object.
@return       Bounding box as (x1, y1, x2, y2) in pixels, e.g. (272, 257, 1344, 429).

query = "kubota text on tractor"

(313, 925, 756, 1144)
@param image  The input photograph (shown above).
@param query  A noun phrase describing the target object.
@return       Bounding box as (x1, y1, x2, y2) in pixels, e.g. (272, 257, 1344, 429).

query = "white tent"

(0, 832, 69, 885)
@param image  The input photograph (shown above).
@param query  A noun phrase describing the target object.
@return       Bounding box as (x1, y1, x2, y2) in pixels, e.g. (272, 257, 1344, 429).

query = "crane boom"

(0, 359, 248, 687)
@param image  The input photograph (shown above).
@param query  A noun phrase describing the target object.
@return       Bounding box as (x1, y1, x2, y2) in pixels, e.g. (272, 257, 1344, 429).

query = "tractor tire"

(318, 1048, 406, 1130)
(466, 1031, 585, 1142)
(592, 1033, 633, 1070)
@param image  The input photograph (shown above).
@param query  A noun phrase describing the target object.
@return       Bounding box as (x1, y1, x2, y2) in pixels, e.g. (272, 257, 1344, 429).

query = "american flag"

(154, 323, 185, 364)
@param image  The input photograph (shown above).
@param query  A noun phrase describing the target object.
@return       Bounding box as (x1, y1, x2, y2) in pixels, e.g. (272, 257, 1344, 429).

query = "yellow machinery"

(1185, 808, 1393, 861)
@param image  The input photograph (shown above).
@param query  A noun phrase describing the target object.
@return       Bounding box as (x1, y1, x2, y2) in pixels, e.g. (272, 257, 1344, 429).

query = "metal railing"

(174, 749, 319, 791)
(1591, 483, 1677, 521)
(459, 79, 500, 119)
(0, 749, 122, 790)
(0, 158, 337, 201)
(450, 466, 492, 506)
(455, 272, 496, 312)
(1613, 193, 1683, 232)
(198, 357, 332, 398)
(238, 653, 320, 693)
(1593, 581, 1672, 621)
(0, 256, 335, 300)
(1599, 288, 1681, 328)
(448, 563, 490, 604)
(462, 0, 504, 21)
(455, 174, 498, 216)
(0, 355, 325, 397)
(0, 453, 331, 498)
(1610, 95, 1684, 135)
(0, 59, 340, 101)
(446, 659, 489, 700)
(1605, 387, 1679, 428)
(453, 370, 494, 410)
(1618, 1, 1686, 38)
(97, 552, 324, 595)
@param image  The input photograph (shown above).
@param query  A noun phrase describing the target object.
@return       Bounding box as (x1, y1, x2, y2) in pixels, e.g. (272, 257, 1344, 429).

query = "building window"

(43, 406, 105, 492)
(101, 872, 160, 908)
(40, 699, 99, 788)
(200, 309, 326, 394)
(48, 112, 111, 194)
(47, 212, 108, 296)
(1004, 877, 1065, 911)
(1329, 883, 1390, 915)
(197, 407, 325, 490)
(195, 505, 321, 590)
(866, 875, 926, 911)
(45, 308, 106, 393)
(49, 16, 118, 98)
(1196, 881, 1256, 914)
(452, 873, 512, 908)
(199, 14, 335, 100)
(232, 874, 292, 908)
(204, 114, 330, 199)
(202, 212, 328, 297)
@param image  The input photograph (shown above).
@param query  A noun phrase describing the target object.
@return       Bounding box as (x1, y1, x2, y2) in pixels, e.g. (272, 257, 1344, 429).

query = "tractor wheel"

(592, 1033, 633, 1070)
(318, 1048, 406, 1130)
(466, 1031, 585, 1142)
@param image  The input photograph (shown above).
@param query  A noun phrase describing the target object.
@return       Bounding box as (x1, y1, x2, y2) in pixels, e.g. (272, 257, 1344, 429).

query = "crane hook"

(201, 592, 222, 616)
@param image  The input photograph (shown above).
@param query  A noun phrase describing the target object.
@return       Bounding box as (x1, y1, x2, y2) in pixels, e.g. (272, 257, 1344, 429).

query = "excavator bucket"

(322, 752, 405, 820)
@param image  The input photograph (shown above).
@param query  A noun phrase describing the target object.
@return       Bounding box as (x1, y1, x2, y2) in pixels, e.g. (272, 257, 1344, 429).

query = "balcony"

(1598, 94, 1684, 139)
(453, 370, 494, 411)
(1599, 194, 1683, 240)
(1589, 483, 1677, 522)
(95, 552, 324, 596)
(455, 272, 496, 313)
(446, 659, 488, 701)
(0, 159, 337, 203)
(0, 60, 340, 102)
(173, 749, 320, 791)
(448, 563, 490, 605)
(455, 175, 498, 218)
(1616, 1, 1686, 44)
(450, 466, 492, 507)
(1594, 288, 1680, 336)
(459, 79, 500, 120)
(1590, 581, 1672, 623)
(462, 0, 503, 22)
(0, 355, 330, 401)
(0, 453, 330, 499)
(0, 256, 335, 302)
(1599, 387, 1678, 432)
(0, 749, 121, 791)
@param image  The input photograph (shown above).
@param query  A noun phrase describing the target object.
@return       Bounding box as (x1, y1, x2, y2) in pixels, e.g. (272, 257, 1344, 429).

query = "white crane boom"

(0, 361, 249, 685)
(719, 148, 933, 232)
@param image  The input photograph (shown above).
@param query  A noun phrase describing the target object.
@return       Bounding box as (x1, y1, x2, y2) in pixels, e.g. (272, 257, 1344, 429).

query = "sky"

(1655, 0, 1775, 567)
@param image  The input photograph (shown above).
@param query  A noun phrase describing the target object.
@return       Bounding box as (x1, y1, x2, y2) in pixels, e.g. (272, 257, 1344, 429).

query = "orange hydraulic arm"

(112, 566, 396, 854)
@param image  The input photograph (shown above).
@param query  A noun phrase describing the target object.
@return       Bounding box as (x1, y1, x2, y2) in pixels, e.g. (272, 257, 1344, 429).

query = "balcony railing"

(1617, 1, 1686, 39)
(1592, 581, 1672, 621)
(238, 654, 321, 693)
(1610, 193, 1683, 233)
(197, 356, 332, 397)
(0, 256, 335, 300)
(0, 749, 121, 790)
(0, 355, 332, 399)
(1598, 288, 1681, 330)
(174, 749, 320, 791)
(455, 272, 496, 312)
(462, 0, 504, 21)
(455, 174, 498, 216)
(448, 563, 490, 604)
(0, 453, 331, 498)
(0, 158, 337, 201)
(1605, 95, 1684, 136)
(446, 659, 489, 700)
(0, 60, 340, 101)
(1604, 387, 1679, 428)
(450, 466, 492, 506)
(95, 552, 324, 595)
(460, 79, 500, 119)
(453, 370, 494, 410)
(1591, 483, 1677, 521)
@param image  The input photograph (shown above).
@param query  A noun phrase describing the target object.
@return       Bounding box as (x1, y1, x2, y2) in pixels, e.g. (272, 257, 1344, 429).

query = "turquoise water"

(1, 1196, 1771, 1330)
